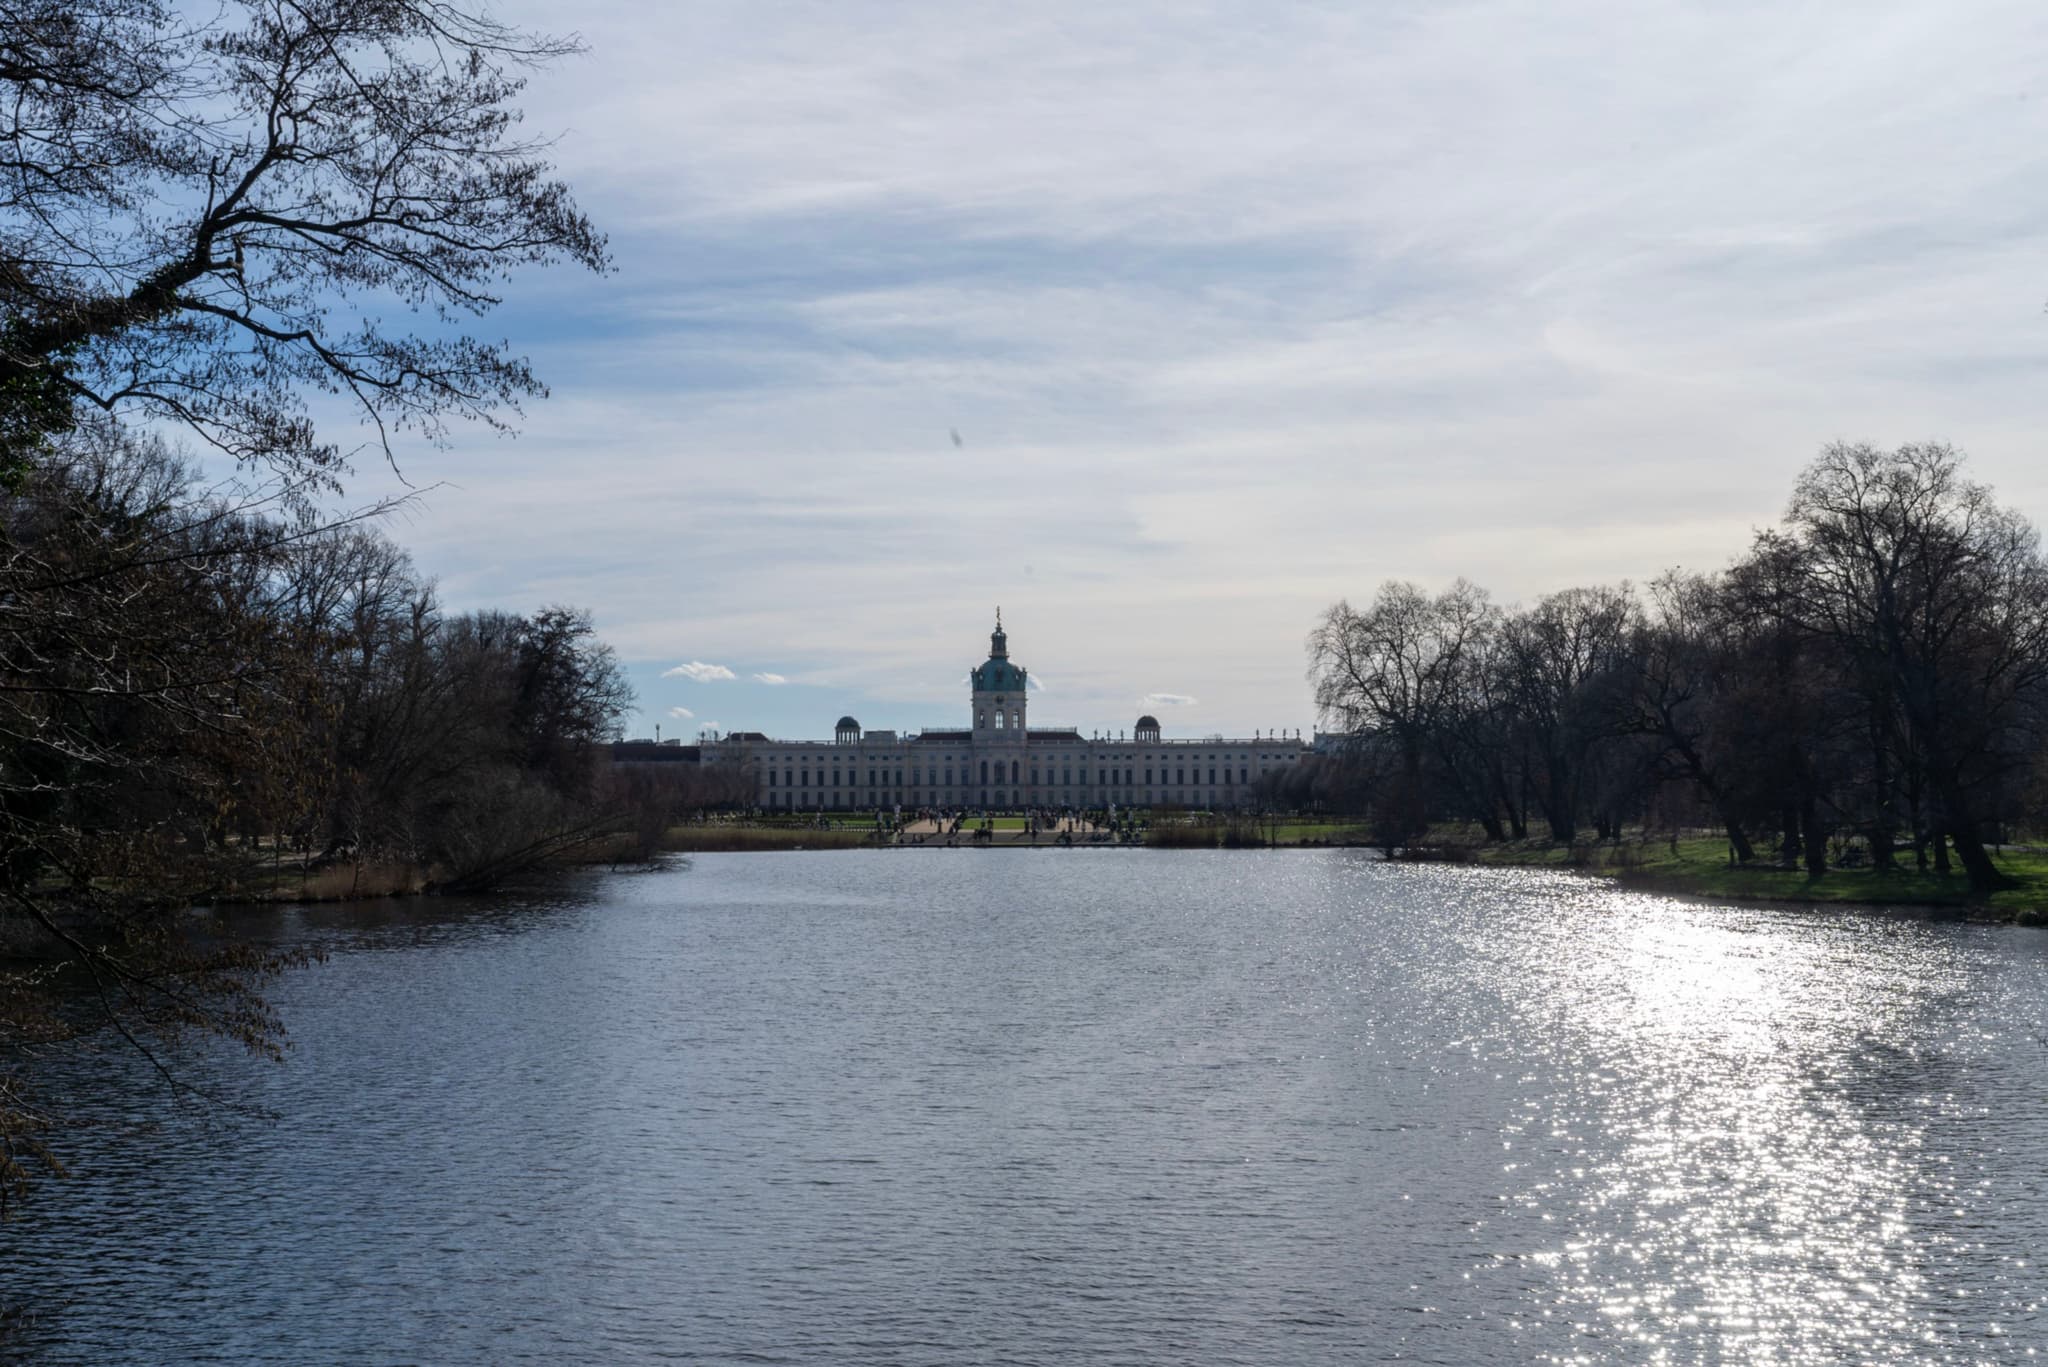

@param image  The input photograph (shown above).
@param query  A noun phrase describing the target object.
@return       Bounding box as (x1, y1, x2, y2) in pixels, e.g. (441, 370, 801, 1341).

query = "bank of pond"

(204, 812, 2048, 927)
(647, 816, 2048, 924)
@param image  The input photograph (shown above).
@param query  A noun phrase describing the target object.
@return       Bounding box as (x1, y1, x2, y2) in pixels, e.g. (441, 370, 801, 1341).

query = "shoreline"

(195, 825, 2047, 927)
(1399, 833, 2048, 926)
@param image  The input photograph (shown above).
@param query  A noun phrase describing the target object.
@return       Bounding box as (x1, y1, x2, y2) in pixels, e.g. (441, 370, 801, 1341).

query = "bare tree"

(0, 0, 608, 1206)
(1309, 579, 1497, 843)
(1498, 585, 1636, 842)
(1783, 442, 2048, 892)
(2, 0, 608, 481)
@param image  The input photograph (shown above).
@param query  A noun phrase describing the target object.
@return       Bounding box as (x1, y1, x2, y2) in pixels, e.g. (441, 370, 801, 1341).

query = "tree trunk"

(1868, 719, 1897, 871)
(1950, 821, 2008, 894)
(1800, 796, 1826, 877)
(1544, 756, 1575, 842)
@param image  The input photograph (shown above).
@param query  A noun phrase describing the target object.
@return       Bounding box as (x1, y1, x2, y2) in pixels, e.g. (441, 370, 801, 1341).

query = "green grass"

(660, 825, 875, 852)
(1131, 817, 1383, 847)
(1266, 820, 1375, 845)
(1442, 829, 2048, 921)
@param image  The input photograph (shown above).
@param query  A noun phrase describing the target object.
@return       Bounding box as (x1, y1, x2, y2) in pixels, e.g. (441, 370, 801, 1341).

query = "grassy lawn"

(661, 825, 875, 851)
(1449, 830, 2048, 921)
(1265, 820, 1372, 845)
(1132, 817, 1384, 846)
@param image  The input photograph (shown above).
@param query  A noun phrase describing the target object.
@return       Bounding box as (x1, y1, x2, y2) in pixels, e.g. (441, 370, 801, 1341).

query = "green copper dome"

(972, 658, 1027, 692)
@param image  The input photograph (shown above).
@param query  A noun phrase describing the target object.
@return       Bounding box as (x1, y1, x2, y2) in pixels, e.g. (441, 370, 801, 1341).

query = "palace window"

(995, 711, 1006, 729)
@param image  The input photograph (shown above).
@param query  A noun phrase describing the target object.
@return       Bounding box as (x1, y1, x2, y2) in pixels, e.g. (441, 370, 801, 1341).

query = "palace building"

(665, 614, 1314, 811)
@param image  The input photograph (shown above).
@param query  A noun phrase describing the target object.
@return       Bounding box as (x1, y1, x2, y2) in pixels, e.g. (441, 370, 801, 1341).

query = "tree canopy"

(1, 0, 623, 1209)
(1308, 443, 2048, 895)
(2, 0, 608, 483)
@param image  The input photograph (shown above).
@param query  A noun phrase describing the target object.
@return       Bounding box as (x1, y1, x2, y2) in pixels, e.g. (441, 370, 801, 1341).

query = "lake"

(5, 850, 2046, 1363)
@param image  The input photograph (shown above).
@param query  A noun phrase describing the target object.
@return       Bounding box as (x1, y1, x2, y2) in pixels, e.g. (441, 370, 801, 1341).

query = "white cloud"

(752, 671, 789, 685)
(662, 661, 736, 682)
(666, 705, 695, 719)
(352, 0, 2048, 744)
(1142, 692, 1197, 708)
(1028, 674, 1047, 690)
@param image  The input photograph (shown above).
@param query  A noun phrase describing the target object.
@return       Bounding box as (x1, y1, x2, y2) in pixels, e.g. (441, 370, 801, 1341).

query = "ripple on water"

(4, 851, 2048, 1364)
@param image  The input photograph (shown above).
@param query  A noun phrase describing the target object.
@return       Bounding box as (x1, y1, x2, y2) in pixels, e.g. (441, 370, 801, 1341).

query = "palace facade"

(673, 615, 1313, 811)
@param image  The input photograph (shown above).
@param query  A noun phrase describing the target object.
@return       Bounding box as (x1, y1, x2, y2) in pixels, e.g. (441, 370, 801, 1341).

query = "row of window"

(767, 764, 1255, 789)
(763, 750, 1291, 764)
(768, 790, 1239, 809)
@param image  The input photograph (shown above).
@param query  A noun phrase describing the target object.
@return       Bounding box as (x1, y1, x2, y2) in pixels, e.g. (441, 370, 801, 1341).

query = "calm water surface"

(5, 850, 2048, 1363)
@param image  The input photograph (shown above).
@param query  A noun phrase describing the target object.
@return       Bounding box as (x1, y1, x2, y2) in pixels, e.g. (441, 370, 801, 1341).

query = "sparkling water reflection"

(4, 852, 2046, 1363)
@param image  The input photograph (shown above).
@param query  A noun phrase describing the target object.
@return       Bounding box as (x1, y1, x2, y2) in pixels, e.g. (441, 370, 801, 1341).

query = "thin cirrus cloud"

(752, 672, 789, 685)
(662, 661, 736, 682)
(665, 705, 695, 719)
(362, 0, 2048, 743)
(1142, 693, 1197, 708)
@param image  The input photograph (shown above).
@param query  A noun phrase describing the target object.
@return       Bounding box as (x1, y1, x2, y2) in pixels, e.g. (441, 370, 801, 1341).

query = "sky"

(339, 0, 2048, 743)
